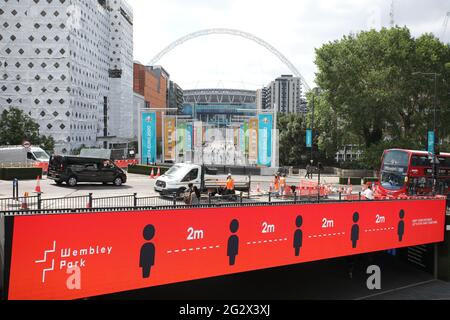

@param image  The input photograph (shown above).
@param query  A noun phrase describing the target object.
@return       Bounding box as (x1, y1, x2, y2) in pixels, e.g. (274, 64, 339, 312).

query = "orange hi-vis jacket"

(274, 177, 280, 191)
(226, 178, 235, 190)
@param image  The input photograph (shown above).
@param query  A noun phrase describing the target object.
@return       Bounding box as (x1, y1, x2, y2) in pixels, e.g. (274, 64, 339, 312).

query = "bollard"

(13, 179, 19, 200)
(37, 193, 42, 210)
(88, 193, 93, 209)
(339, 192, 342, 201)
(269, 192, 272, 203)
(173, 194, 177, 207)
(134, 193, 138, 208)
(208, 193, 212, 206)
(240, 192, 243, 205)
(359, 192, 362, 201)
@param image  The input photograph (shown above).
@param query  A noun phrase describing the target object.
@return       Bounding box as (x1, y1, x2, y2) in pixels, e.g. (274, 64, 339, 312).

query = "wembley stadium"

(181, 89, 257, 127)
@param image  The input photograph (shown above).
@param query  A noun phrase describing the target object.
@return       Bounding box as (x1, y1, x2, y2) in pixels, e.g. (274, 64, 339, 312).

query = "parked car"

(48, 156, 127, 187)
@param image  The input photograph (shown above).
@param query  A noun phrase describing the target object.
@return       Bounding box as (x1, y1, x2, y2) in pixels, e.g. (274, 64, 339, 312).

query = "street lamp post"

(412, 72, 441, 195)
(311, 94, 315, 163)
(317, 161, 322, 202)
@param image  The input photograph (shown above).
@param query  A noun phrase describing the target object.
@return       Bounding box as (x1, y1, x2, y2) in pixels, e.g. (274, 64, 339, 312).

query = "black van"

(48, 156, 127, 187)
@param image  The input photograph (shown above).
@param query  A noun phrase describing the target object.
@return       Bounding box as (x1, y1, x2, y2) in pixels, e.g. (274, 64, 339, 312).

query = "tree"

(313, 27, 450, 168)
(278, 113, 308, 166)
(39, 135, 56, 154)
(0, 107, 41, 146)
(0, 107, 56, 153)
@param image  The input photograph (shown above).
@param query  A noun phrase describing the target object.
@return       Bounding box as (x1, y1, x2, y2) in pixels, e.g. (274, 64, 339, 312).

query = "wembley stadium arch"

(148, 28, 311, 92)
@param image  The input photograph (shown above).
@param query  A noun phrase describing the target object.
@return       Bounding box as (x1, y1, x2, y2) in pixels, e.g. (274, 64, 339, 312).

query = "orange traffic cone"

(156, 167, 161, 178)
(35, 176, 42, 194)
(150, 168, 155, 179)
(21, 192, 29, 210)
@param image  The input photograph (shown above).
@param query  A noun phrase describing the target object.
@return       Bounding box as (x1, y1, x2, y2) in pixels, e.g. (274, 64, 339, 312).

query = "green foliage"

(277, 113, 308, 166)
(39, 135, 55, 154)
(0, 107, 56, 153)
(0, 107, 41, 146)
(313, 27, 450, 169)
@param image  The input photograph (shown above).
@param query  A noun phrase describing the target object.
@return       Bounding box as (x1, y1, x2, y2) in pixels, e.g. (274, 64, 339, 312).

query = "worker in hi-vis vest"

(226, 173, 235, 195)
(273, 174, 280, 193)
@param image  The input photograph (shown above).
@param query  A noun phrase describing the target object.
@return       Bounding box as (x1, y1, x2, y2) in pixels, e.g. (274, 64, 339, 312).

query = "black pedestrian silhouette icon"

(294, 215, 303, 257)
(227, 219, 240, 266)
(351, 212, 360, 249)
(140, 224, 156, 279)
(398, 210, 405, 242)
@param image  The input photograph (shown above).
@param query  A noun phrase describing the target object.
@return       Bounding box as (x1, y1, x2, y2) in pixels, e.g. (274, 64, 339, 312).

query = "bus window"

(383, 150, 409, 166)
(411, 155, 430, 167)
(380, 172, 407, 190)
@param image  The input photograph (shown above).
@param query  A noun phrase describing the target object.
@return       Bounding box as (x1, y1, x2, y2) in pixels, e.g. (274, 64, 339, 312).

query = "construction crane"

(441, 11, 450, 43)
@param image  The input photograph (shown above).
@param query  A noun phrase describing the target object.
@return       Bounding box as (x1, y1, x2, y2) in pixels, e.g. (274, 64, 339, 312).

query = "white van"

(0, 145, 50, 165)
(155, 164, 202, 196)
(155, 163, 251, 197)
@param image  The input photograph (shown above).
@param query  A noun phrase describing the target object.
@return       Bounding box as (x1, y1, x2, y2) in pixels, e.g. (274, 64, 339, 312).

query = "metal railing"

(0, 190, 446, 217)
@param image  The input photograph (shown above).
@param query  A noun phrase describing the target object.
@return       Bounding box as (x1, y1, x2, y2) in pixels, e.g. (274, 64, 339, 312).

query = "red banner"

(8, 199, 446, 300)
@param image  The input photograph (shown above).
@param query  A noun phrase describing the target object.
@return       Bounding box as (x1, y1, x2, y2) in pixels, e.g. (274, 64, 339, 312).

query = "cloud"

(128, 0, 450, 90)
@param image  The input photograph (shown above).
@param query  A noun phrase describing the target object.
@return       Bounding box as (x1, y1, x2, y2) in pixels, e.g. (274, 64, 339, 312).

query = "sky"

(128, 0, 449, 91)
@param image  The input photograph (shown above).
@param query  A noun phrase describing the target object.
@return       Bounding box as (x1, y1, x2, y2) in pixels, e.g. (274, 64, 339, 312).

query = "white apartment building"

(262, 75, 307, 114)
(0, 0, 133, 154)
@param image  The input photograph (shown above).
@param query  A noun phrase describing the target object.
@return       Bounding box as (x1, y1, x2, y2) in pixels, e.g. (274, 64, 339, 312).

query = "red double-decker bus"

(378, 149, 450, 198)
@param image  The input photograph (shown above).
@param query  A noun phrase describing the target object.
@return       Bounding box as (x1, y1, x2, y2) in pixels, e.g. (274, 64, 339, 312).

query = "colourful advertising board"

(258, 114, 273, 167)
(164, 117, 176, 162)
(186, 124, 193, 152)
(176, 122, 187, 157)
(249, 118, 259, 162)
(239, 124, 245, 155)
(7, 199, 446, 300)
(141, 111, 157, 164)
(245, 122, 250, 156)
(194, 121, 203, 149)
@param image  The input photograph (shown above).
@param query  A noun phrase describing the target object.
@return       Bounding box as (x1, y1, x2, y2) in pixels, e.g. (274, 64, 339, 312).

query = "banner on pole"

(141, 111, 157, 164)
(164, 117, 176, 162)
(249, 118, 259, 162)
(428, 131, 435, 154)
(306, 129, 313, 148)
(258, 114, 273, 167)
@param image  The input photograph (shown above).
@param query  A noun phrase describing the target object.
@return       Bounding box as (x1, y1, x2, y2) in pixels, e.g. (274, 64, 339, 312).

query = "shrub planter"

(0, 167, 43, 181)
(337, 169, 376, 178)
(339, 177, 362, 186)
(128, 164, 171, 176)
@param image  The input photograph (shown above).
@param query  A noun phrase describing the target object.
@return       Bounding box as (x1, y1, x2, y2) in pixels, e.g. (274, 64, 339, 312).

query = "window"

(182, 169, 199, 182)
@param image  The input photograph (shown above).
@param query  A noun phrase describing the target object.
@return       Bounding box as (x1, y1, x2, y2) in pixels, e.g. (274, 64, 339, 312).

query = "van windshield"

(165, 165, 186, 178)
(33, 151, 50, 161)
